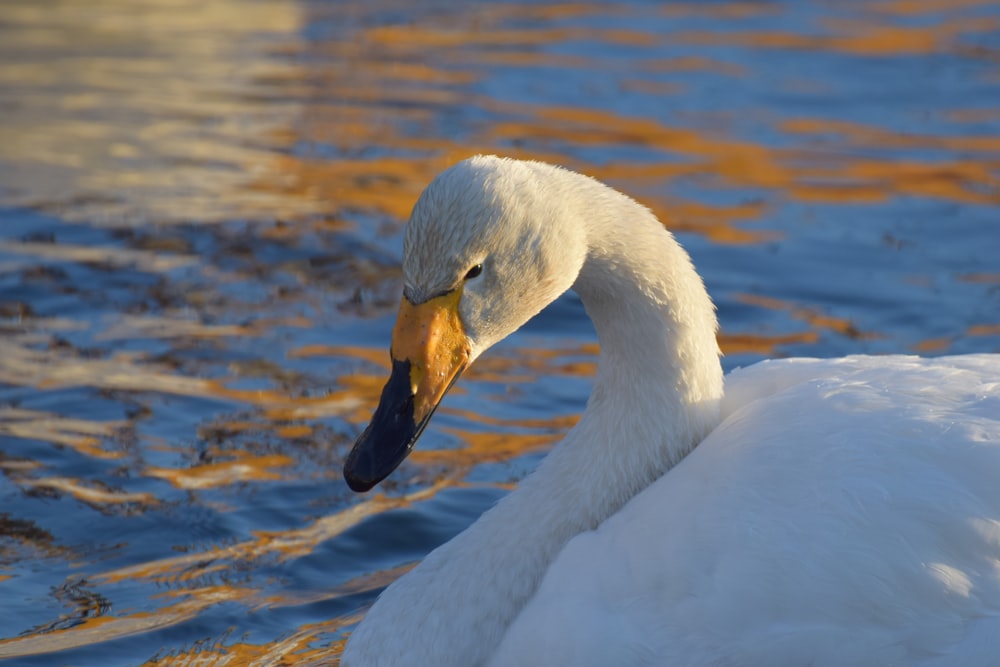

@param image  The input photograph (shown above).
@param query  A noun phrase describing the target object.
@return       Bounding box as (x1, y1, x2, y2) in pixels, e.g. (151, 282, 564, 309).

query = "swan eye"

(464, 264, 483, 280)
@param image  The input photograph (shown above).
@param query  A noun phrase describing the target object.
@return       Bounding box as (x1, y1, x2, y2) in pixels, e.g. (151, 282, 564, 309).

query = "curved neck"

(343, 182, 723, 667)
(516, 187, 724, 531)
(574, 190, 724, 471)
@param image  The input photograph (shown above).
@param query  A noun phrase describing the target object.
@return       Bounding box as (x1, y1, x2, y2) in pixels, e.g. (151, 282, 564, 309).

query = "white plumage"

(342, 156, 1000, 667)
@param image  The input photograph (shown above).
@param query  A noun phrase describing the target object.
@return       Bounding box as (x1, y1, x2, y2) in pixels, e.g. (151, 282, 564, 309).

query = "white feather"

(342, 156, 1000, 667)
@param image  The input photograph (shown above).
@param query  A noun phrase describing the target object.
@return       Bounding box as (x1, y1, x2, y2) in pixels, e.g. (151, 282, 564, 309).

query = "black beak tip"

(342, 357, 458, 494)
(344, 468, 378, 493)
(342, 359, 420, 494)
(343, 423, 399, 493)
(343, 426, 413, 494)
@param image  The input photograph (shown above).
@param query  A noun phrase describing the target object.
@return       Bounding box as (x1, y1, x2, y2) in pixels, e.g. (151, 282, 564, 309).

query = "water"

(0, 0, 998, 664)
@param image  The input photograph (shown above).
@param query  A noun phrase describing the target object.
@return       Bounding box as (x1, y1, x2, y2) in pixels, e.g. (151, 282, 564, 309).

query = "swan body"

(341, 156, 1000, 666)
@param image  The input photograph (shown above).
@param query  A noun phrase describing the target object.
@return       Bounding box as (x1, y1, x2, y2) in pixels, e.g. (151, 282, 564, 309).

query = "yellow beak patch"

(390, 288, 471, 422)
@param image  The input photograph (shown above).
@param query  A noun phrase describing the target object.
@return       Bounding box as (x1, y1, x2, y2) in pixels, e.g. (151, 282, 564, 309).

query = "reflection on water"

(0, 0, 320, 225)
(0, 0, 998, 664)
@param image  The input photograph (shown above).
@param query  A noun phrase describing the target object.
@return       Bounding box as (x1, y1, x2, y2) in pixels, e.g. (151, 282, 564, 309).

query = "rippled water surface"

(1, 0, 998, 664)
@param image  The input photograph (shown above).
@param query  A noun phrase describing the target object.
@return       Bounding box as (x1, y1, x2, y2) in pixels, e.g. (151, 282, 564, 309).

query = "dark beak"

(343, 290, 470, 492)
(344, 359, 437, 492)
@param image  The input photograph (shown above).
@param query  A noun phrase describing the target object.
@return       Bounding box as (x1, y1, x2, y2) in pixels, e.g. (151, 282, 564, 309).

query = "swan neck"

(572, 189, 724, 467)
(343, 166, 724, 667)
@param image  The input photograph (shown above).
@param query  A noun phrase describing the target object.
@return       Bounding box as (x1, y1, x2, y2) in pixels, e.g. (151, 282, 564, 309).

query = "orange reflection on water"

(877, 0, 1000, 14)
(363, 23, 658, 50)
(96, 315, 253, 341)
(1, 0, 996, 243)
(912, 337, 953, 353)
(139, 617, 350, 667)
(780, 115, 1000, 201)
(969, 324, 1000, 337)
(410, 430, 561, 474)
(468, 344, 599, 383)
(783, 118, 1000, 154)
(289, 344, 390, 371)
(0, 336, 363, 418)
(679, 14, 1000, 56)
(94, 480, 450, 587)
(19, 477, 156, 508)
(719, 331, 820, 356)
(736, 293, 879, 342)
(958, 272, 1000, 284)
(0, 487, 435, 662)
(281, 80, 999, 250)
(0, 586, 257, 661)
(146, 453, 295, 490)
(0, 408, 125, 460)
(0, 240, 197, 273)
(142, 628, 347, 667)
(790, 155, 1000, 206)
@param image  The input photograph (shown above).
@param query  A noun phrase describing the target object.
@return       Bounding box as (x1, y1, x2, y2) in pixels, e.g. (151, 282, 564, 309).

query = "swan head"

(344, 155, 588, 492)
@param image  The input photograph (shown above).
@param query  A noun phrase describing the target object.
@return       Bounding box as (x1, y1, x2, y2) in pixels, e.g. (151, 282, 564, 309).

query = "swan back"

(490, 354, 1000, 666)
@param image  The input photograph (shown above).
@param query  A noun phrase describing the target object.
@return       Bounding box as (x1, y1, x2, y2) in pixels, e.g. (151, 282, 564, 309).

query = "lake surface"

(1, 0, 998, 664)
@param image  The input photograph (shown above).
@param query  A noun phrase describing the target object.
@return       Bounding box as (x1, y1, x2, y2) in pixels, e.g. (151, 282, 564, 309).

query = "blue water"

(0, 0, 998, 664)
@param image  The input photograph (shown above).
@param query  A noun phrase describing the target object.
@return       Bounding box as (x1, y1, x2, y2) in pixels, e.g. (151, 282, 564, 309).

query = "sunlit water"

(0, 0, 998, 664)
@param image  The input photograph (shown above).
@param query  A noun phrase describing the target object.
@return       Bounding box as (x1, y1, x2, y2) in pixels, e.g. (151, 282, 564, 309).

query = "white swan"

(341, 155, 1000, 667)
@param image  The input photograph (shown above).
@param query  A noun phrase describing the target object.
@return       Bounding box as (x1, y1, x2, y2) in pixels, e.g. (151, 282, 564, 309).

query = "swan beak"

(343, 289, 471, 492)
